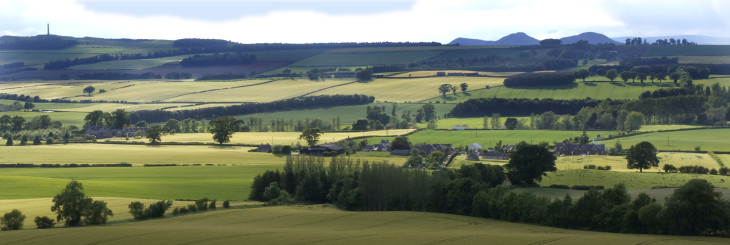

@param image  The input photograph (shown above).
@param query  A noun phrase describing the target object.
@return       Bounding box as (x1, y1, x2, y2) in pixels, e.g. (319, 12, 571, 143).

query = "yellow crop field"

(131, 129, 416, 145)
(160, 79, 354, 103)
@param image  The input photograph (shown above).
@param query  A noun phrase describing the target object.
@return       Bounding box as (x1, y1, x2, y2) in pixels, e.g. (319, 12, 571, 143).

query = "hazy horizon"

(1, 0, 729, 43)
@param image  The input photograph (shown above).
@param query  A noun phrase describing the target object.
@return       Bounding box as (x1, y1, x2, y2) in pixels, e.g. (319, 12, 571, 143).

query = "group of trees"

(248, 151, 730, 236)
(173, 38, 441, 53)
(351, 103, 435, 131)
(130, 94, 374, 123)
(83, 109, 130, 130)
(449, 98, 617, 117)
(0, 35, 79, 50)
(0, 114, 64, 132)
(51, 181, 113, 226)
(624, 37, 696, 46)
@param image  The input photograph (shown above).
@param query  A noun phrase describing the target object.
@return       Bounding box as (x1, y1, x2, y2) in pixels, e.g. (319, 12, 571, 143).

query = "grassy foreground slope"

(2, 205, 726, 245)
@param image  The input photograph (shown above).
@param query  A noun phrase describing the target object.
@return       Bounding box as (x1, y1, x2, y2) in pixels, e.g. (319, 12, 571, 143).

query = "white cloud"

(0, 0, 726, 43)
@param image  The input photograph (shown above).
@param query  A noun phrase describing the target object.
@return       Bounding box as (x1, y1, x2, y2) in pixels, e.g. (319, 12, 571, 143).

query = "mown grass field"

(601, 128, 730, 152)
(388, 70, 521, 78)
(367, 129, 615, 147)
(311, 77, 505, 103)
(427, 80, 674, 103)
(1, 205, 726, 244)
(0, 198, 198, 228)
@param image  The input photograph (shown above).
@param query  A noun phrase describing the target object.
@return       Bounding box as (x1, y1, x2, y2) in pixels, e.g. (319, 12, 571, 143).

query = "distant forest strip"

(172, 38, 443, 52)
(180, 53, 256, 67)
(448, 98, 623, 117)
(0, 35, 80, 50)
(129, 94, 375, 123)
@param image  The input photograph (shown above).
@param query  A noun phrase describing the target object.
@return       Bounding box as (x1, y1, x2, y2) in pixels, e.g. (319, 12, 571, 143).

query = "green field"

(289, 50, 443, 67)
(0, 110, 86, 126)
(0, 38, 173, 66)
(1, 205, 726, 244)
(240, 102, 455, 128)
(367, 129, 615, 148)
(601, 128, 730, 152)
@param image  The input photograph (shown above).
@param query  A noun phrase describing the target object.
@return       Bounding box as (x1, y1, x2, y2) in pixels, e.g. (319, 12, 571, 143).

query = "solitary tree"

(209, 116, 236, 145)
(23, 101, 34, 111)
(626, 141, 659, 173)
(460, 83, 468, 93)
(505, 144, 556, 184)
(575, 69, 590, 82)
(355, 68, 373, 82)
(299, 127, 323, 147)
(83, 86, 95, 96)
(438, 84, 452, 97)
(51, 180, 92, 226)
(144, 125, 163, 144)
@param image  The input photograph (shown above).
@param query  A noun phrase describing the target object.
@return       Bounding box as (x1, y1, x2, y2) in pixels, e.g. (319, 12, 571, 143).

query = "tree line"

(172, 38, 442, 52)
(503, 72, 575, 87)
(129, 94, 374, 123)
(248, 156, 730, 237)
(448, 98, 621, 117)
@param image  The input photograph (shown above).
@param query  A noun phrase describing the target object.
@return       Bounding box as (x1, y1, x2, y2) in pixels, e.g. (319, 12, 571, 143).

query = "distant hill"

(449, 32, 538, 46)
(560, 32, 621, 45)
(612, 35, 730, 45)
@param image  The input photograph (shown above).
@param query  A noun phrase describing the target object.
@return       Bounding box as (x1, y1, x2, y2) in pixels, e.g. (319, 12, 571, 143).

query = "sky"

(1, 0, 728, 43)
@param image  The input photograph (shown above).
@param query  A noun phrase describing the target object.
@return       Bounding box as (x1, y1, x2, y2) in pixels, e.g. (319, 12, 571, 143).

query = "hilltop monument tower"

(47, 24, 50, 35)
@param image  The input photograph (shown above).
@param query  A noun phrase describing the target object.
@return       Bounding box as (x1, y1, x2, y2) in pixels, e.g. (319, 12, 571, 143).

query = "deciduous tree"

(625, 141, 658, 173)
(209, 116, 236, 145)
(144, 125, 163, 144)
(83, 86, 95, 96)
(505, 144, 556, 184)
(299, 127, 322, 147)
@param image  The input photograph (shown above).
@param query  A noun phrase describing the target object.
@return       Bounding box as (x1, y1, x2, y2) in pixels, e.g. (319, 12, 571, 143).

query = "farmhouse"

(390, 149, 411, 156)
(412, 144, 454, 155)
(301, 143, 345, 156)
(255, 144, 272, 152)
(361, 140, 390, 152)
(467, 143, 483, 152)
(85, 126, 147, 139)
(466, 153, 481, 161)
(482, 150, 509, 160)
(554, 142, 606, 156)
(451, 126, 468, 130)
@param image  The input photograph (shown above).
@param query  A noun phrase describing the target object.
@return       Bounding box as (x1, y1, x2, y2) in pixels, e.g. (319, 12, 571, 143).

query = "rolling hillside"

(1, 205, 726, 245)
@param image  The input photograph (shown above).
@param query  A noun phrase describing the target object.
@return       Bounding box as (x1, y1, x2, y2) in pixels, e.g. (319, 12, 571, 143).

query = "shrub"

(720, 167, 729, 175)
(172, 207, 180, 215)
(1, 209, 25, 231)
(83, 200, 113, 225)
(195, 198, 209, 211)
(34, 216, 55, 229)
(571, 185, 605, 190)
(663, 164, 677, 173)
(208, 200, 217, 209)
(584, 165, 596, 170)
(549, 184, 569, 189)
(129, 200, 173, 220)
(187, 204, 197, 213)
(223, 200, 230, 208)
(710, 168, 718, 175)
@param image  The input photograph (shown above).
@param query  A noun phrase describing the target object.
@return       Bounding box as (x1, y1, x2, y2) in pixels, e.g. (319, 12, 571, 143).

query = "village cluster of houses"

(85, 126, 147, 139)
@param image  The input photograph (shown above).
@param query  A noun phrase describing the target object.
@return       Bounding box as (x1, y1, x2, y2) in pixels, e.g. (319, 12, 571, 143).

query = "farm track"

(153, 80, 277, 102)
(295, 81, 357, 97)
